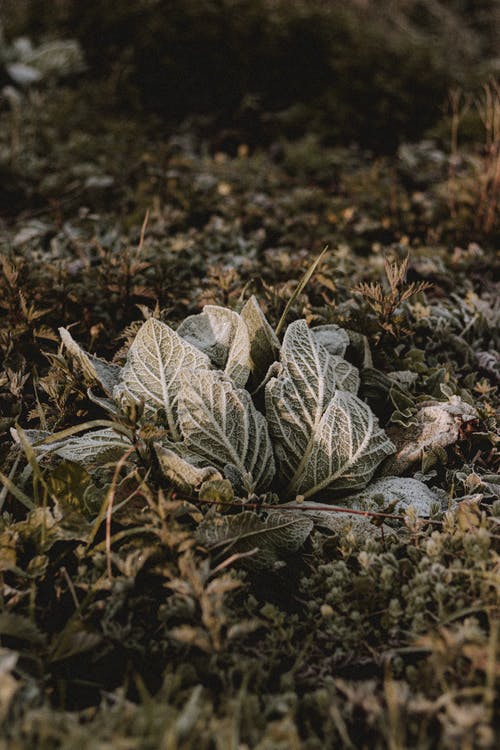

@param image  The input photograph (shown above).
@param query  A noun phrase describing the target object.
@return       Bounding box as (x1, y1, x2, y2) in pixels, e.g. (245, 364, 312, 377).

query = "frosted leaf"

(120, 318, 210, 440)
(177, 305, 251, 387)
(311, 324, 349, 357)
(12, 427, 131, 470)
(240, 295, 281, 386)
(196, 510, 313, 569)
(178, 369, 275, 494)
(344, 477, 443, 517)
(21, 429, 132, 470)
(329, 355, 360, 394)
(265, 321, 338, 466)
(265, 319, 390, 497)
(284, 504, 395, 539)
(59, 327, 122, 397)
(286, 390, 394, 498)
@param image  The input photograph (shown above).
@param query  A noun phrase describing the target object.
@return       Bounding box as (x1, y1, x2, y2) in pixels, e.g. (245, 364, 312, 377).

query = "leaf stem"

(174, 494, 444, 526)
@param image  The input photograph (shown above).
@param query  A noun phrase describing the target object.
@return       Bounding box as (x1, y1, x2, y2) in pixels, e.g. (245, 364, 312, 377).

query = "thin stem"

(173, 493, 445, 526)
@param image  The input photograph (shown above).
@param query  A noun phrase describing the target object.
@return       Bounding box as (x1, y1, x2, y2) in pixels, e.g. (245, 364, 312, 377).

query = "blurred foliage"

(2, 0, 499, 150)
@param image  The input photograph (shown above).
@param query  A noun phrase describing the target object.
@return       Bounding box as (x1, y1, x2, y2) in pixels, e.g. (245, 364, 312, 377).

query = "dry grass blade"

(0, 467, 35, 511)
(275, 245, 328, 336)
(33, 419, 134, 445)
(105, 447, 136, 580)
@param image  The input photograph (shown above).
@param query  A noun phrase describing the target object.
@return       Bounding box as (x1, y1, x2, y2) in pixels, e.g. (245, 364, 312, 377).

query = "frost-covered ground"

(0, 62, 499, 749)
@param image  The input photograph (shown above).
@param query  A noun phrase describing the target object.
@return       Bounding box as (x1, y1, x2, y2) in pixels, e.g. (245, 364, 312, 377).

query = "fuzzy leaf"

(311, 324, 349, 357)
(155, 442, 222, 493)
(196, 510, 313, 569)
(178, 369, 275, 494)
(344, 477, 443, 517)
(289, 391, 394, 498)
(177, 305, 251, 387)
(49, 429, 132, 469)
(120, 318, 210, 439)
(266, 320, 387, 496)
(240, 295, 281, 386)
(59, 327, 122, 397)
(267, 321, 338, 449)
(329, 355, 360, 393)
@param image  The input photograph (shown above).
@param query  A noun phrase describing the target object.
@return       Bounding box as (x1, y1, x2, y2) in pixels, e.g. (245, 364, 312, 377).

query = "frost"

(266, 320, 393, 499)
(177, 305, 251, 387)
(120, 318, 210, 439)
(178, 369, 275, 494)
(384, 397, 477, 474)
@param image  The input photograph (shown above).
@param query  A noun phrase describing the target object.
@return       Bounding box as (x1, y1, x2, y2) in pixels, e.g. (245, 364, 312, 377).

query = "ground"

(0, 67, 499, 749)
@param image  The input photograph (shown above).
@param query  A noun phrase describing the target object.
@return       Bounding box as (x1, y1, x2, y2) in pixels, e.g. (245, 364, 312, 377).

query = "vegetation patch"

(0, 12, 499, 748)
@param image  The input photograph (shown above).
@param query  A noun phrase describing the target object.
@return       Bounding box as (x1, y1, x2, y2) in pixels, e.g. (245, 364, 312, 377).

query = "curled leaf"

(240, 295, 281, 387)
(177, 305, 251, 387)
(383, 397, 478, 475)
(59, 327, 122, 396)
(155, 442, 222, 493)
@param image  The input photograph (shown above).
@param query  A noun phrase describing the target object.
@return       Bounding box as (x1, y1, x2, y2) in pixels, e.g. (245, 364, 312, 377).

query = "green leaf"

(0, 613, 46, 646)
(121, 317, 210, 439)
(59, 327, 122, 397)
(177, 305, 251, 387)
(50, 623, 101, 663)
(178, 369, 275, 495)
(240, 295, 281, 387)
(196, 510, 313, 569)
(45, 460, 92, 512)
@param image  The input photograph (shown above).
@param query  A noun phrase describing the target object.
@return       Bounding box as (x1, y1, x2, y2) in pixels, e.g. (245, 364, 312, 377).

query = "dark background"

(2, 0, 499, 150)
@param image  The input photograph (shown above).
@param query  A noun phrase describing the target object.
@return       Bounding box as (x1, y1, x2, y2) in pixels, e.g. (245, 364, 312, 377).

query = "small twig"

(135, 209, 150, 260)
(60, 566, 79, 609)
(209, 548, 259, 576)
(0, 456, 21, 513)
